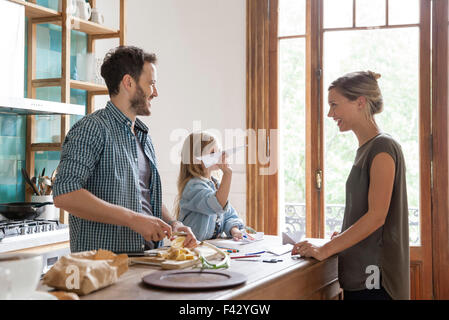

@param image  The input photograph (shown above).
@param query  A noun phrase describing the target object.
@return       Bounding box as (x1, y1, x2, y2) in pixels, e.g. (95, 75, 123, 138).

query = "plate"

(27, 291, 58, 300)
(142, 270, 247, 290)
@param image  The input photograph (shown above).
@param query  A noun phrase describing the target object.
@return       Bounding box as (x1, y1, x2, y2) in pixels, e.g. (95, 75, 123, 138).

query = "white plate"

(27, 291, 57, 300)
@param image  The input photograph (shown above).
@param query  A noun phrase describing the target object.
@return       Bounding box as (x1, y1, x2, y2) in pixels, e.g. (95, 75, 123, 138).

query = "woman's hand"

(331, 231, 339, 239)
(230, 227, 243, 241)
(291, 240, 330, 261)
(171, 221, 198, 248)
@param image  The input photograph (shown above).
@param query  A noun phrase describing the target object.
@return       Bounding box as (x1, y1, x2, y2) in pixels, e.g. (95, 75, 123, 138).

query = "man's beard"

(130, 84, 150, 116)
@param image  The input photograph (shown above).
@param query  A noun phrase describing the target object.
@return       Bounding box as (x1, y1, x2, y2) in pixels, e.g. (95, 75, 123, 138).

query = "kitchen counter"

(37, 236, 341, 300)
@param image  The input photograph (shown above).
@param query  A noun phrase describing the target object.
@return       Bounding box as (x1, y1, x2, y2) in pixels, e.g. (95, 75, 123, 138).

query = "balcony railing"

(284, 203, 420, 246)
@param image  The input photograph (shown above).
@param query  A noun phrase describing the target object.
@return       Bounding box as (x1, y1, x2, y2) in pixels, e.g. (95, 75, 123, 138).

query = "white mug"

(90, 8, 104, 25)
(0, 253, 43, 300)
(31, 195, 58, 220)
(75, 0, 91, 20)
(58, 0, 77, 15)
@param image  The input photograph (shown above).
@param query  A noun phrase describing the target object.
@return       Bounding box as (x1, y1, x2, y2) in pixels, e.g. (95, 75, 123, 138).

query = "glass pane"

(323, 0, 353, 29)
(389, 0, 419, 25)
(323, 28, 420, 245)
(356, 0, 386, 27)
(279, 0, 306, 37)
(278, 38, 306, 236)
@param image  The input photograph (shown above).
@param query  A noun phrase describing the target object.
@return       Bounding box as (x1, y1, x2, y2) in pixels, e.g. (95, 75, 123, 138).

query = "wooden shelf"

(31, 143, 61, 152)
(8, 0, 61, 20)
(32, 78, 108, 94)
(71, 17, 119, 36)
(70, 80, 108, 93)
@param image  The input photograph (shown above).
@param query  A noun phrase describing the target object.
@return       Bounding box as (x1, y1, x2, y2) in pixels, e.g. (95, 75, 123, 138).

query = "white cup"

(90, 8, 104, 25)
(0, 253, 43, 300)
(58, 0, 77, 15)
(75, 0, 91, 20)
(31, 195, 58, 220)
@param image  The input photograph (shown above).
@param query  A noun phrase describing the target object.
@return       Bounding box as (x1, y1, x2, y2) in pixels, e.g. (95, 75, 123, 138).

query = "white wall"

(0, 0, 24, 98)
(94, 0, 247, 219)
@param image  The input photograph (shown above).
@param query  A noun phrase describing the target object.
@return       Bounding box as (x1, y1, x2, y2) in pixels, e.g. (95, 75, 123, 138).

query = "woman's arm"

(293, 152, 395, 260)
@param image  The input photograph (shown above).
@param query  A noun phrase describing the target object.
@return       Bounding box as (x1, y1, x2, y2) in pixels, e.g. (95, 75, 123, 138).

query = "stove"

(0, 219, 69, 253)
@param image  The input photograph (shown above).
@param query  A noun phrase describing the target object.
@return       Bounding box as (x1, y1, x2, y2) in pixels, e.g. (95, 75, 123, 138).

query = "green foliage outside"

(279, 28, 420, 243)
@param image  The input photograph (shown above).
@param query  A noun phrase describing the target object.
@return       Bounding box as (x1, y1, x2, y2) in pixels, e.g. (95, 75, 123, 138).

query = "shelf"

(8, 0, 119, 37)
(30, 143, 61, 152)
(8, 0, 60, 20)
(70, 80, 108, 94)
(0, 97, 85, 115)
(50, 16, 119, 36)
(71, 17, 119, 36)
(32, 78, 108, 94)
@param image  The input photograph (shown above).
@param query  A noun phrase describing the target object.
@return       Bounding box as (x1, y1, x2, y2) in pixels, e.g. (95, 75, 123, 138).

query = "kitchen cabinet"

(6, 0, 127, 224)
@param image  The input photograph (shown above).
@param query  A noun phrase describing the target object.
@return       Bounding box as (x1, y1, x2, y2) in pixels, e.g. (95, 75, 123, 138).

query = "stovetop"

(0, 219, 68, 241)
(0, 219, 69, 253)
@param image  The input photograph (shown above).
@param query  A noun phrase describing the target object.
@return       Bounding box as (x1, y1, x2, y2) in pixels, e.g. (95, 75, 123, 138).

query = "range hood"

(0, 96, 85, 116)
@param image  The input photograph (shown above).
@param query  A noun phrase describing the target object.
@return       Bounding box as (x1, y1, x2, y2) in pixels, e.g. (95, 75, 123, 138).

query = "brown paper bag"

(42, 249, 128, 296)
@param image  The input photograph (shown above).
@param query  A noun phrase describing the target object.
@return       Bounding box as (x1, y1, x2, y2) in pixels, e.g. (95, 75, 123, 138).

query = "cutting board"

(130, 245, 223, 270)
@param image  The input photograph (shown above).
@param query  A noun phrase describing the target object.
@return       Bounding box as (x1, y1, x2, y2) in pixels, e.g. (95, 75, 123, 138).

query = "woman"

(292, 71, 409, 300)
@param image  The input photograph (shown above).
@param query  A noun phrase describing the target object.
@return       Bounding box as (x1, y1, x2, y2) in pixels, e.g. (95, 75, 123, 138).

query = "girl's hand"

(291, 240, 329, 261)
(217, 152, 232, 174)
(230, 227, 243, 241)
(331, 231, 339, 240)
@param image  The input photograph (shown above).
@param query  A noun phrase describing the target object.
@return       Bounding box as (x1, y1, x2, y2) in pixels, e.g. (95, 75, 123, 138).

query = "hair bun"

(367, 70, 381, 80)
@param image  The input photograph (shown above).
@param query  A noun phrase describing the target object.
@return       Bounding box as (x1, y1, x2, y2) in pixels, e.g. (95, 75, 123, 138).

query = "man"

(53, 46, 197, 253)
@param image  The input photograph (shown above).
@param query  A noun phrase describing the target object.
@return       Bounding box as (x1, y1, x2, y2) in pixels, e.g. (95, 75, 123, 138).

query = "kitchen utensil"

(142, 270, 247, 290)
(0, 202, 53, 220)
(21, 168, 40, 196)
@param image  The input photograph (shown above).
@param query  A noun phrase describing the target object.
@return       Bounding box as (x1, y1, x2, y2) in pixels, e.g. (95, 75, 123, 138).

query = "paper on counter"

(282, 230, 331, 247)
(266, 244, 293, 256)
(207, 232, 264, 247)
(196, 145, 247, 168)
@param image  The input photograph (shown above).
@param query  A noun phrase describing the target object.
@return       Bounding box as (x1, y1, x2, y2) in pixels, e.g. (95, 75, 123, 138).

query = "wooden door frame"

(250, 0, 439, 299)
(431, 0, 449, 300)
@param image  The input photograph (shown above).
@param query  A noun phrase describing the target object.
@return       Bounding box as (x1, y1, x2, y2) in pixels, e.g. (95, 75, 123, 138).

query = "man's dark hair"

(100, 46, 157, 96)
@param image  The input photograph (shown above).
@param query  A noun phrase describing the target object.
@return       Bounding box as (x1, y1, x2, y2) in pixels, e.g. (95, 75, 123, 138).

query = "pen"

(231, 255, 261, 259)
(216, 246, 239, 252)
(242, 233, 255, 240)
(245, 251, 265, 255)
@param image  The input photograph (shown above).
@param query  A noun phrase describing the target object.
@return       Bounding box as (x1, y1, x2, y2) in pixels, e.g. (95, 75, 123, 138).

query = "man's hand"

(128, 213, 172, 242)
(171, 221, 198, 248)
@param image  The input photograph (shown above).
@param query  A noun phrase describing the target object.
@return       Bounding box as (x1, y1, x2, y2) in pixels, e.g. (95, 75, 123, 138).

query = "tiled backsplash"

(0, 0, 88, 203)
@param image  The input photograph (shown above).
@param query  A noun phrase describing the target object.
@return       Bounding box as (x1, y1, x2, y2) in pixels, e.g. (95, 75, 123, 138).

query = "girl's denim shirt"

(178, 177, 245, 241)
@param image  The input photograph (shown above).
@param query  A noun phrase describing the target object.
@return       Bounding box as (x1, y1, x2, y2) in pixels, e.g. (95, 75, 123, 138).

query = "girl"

(292, 71, 409, 300)
(174, 132, 245, 241)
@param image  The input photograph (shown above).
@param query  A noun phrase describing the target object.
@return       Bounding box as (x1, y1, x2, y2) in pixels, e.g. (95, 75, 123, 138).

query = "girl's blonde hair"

(328, 70, 383, 123)
(174, 132, 218, 219)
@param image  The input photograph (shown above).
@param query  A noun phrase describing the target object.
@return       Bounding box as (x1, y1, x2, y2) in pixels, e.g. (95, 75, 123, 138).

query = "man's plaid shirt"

(53, 101, 162, 253)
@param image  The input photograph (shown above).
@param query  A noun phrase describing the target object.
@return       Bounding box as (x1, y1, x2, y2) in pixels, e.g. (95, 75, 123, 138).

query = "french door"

(247, 0, 438, 299)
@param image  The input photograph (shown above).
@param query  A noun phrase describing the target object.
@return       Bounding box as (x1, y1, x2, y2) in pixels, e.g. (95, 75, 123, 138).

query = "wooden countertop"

(37, 236, 340, 300)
